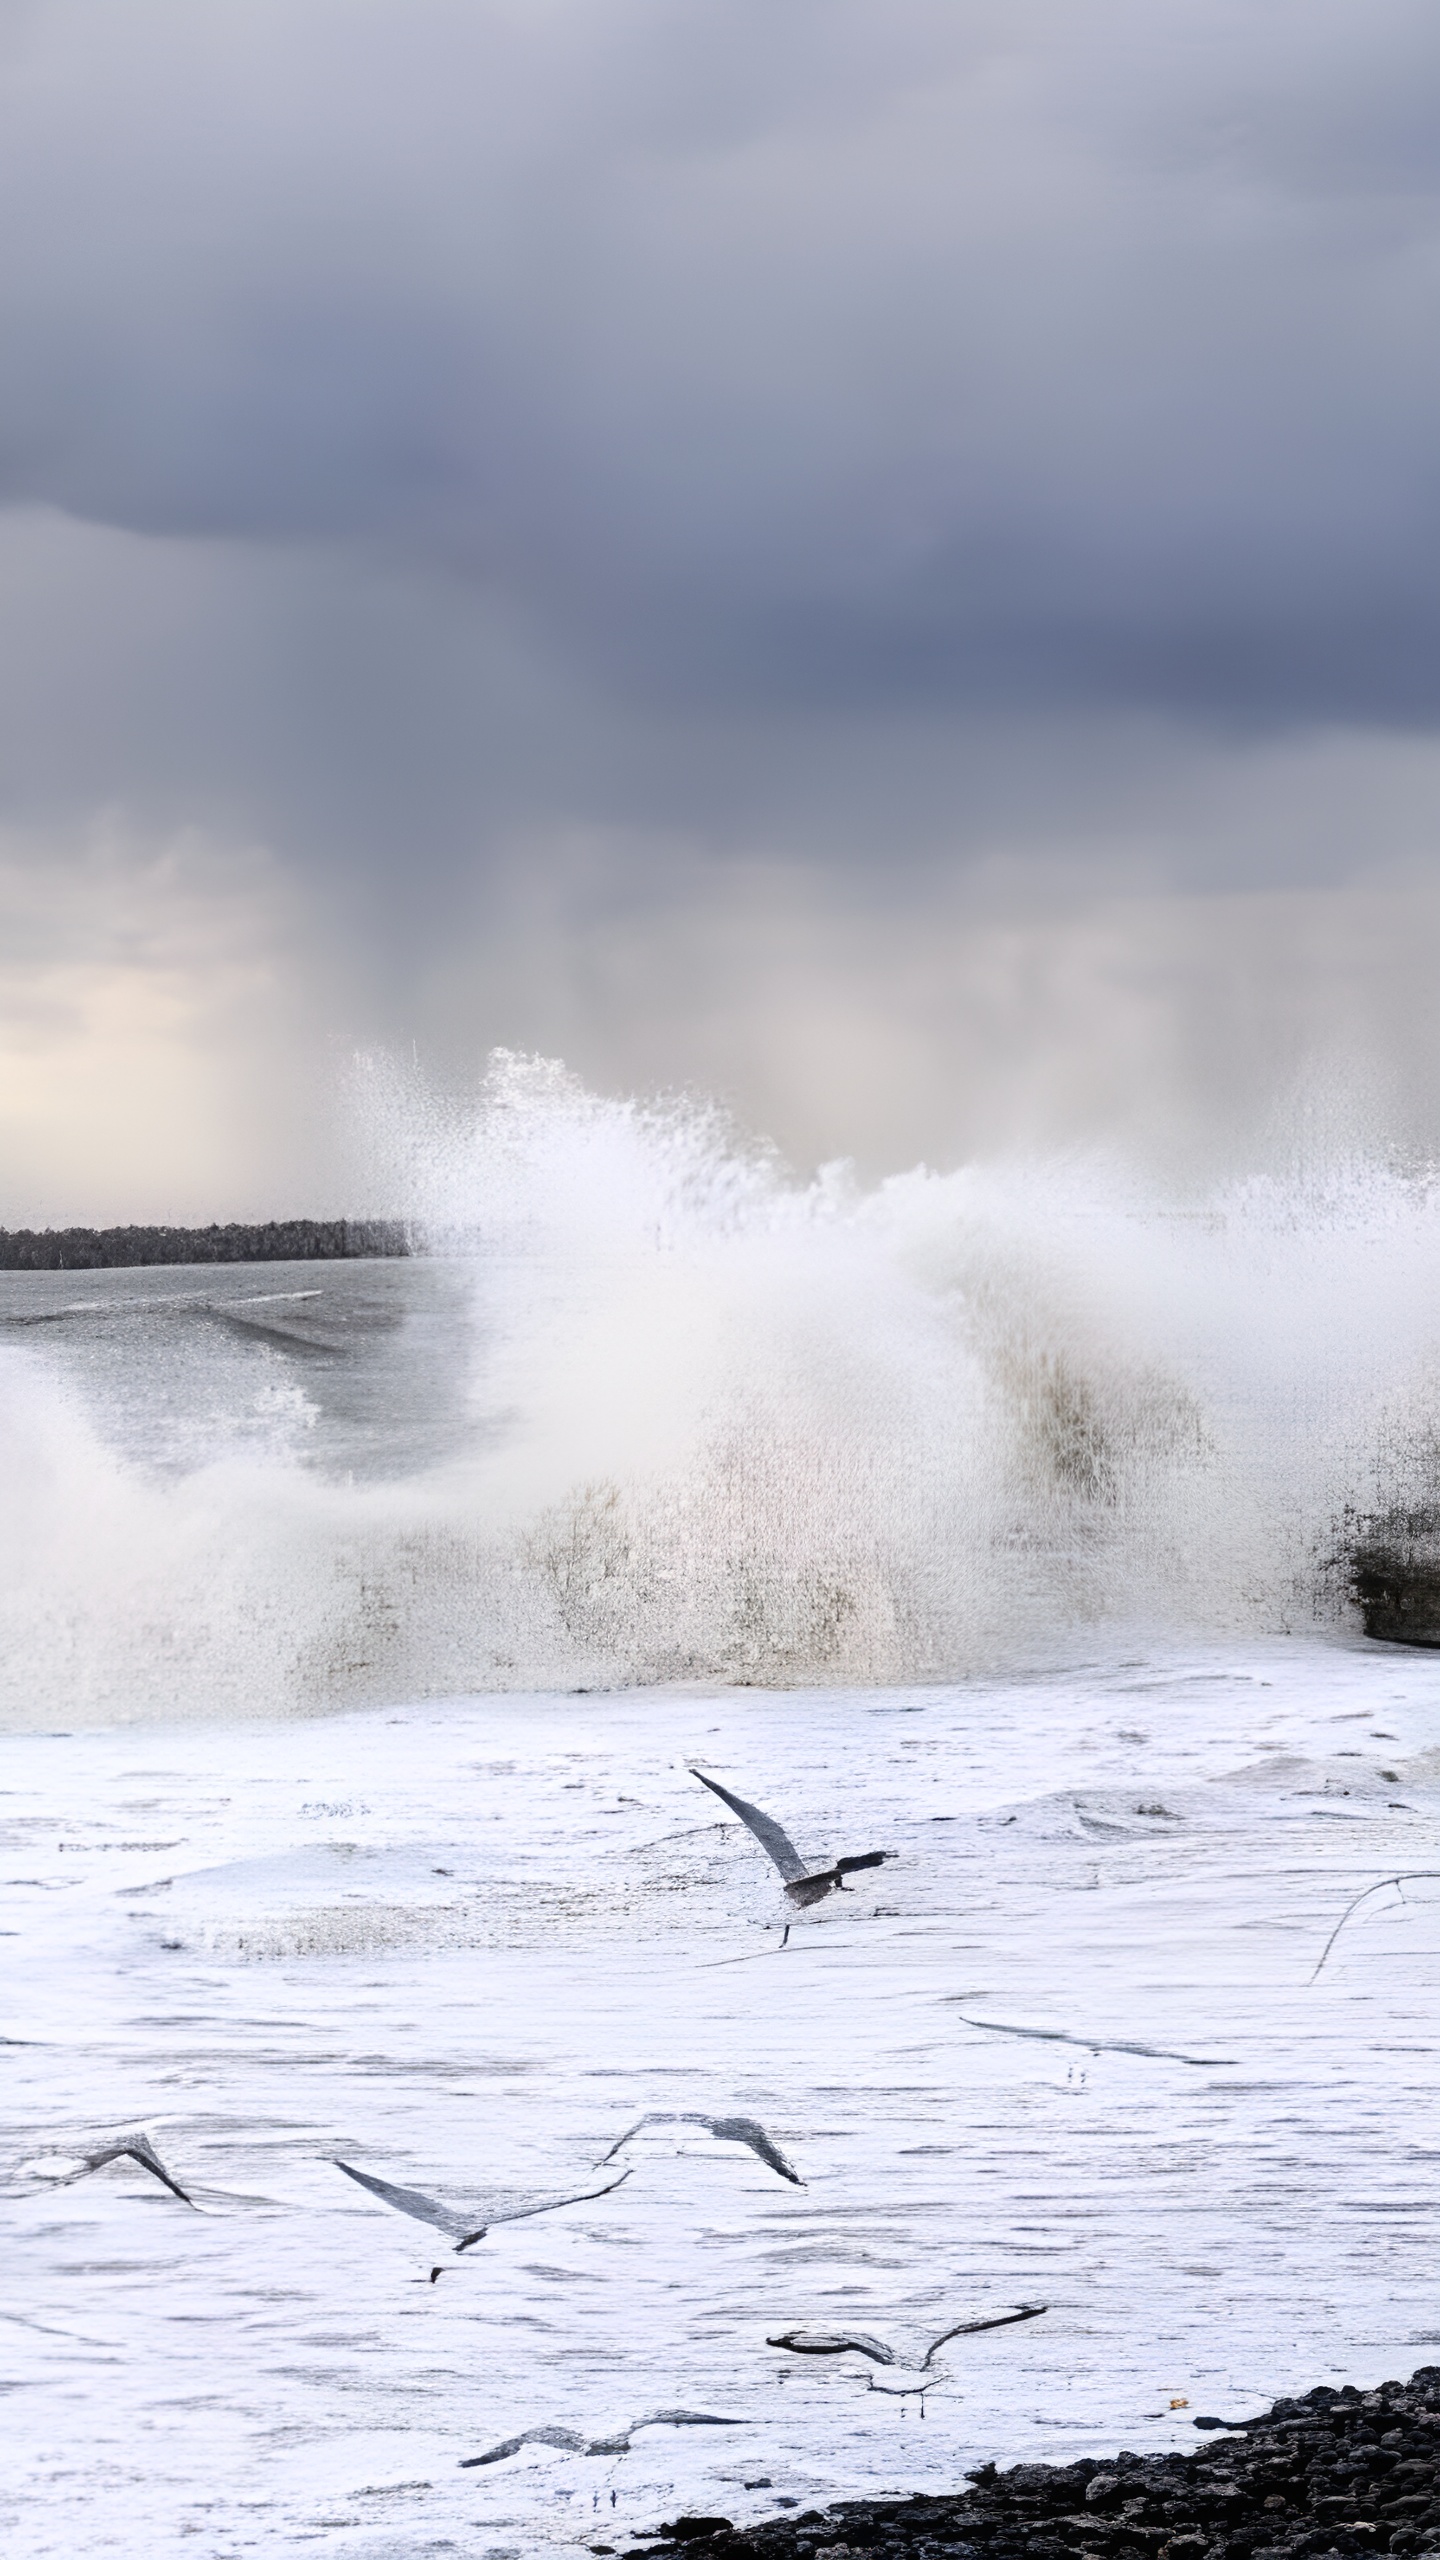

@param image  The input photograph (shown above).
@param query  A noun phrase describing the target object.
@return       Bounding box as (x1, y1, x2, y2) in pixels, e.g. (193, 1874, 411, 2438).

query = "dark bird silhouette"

(461, 2410, 743, 2466)
(768, 2303, 1047, 2393)
(24, 2134, 194, 2204)
(769, 2304, 1046, 2365)
(333, 2160, 631, 2278)
(950, 2013, 1235, 2066)
(599, 2111, 803, 2185)
(692, 1769, 888, 1907)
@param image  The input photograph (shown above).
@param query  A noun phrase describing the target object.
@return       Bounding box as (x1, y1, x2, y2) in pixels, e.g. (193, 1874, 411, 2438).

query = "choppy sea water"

(12, 1058, 1440, 1718)
(0, 1256, 478, 1485)
(7, 1073, 1440, 2550)
(4, 1646, 1440, 2556)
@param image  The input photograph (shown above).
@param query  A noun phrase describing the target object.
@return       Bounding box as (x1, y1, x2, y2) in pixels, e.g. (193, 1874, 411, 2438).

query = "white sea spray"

(4, 1051, 1440, 1722)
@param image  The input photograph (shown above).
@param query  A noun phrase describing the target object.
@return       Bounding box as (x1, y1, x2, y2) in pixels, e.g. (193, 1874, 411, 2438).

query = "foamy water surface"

(6, 1069, 1440, 2549)
(4, 1644, 1440, 2555)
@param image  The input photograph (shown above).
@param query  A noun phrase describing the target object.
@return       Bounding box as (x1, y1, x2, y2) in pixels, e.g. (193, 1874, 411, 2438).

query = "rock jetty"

(614, 2368, 1440, 2560)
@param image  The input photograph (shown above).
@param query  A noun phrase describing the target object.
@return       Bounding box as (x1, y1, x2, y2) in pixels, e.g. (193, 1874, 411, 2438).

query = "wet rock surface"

(614, 2370, 1440, 2560)
(1348, 1507, 1440, 1645)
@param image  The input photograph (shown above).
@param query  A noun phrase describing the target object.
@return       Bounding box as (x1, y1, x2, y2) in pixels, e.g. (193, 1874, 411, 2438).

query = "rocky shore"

(617, 2370, 1440, 2560)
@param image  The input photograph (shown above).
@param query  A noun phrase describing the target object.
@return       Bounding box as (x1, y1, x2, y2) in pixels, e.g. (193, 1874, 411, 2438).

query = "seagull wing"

(625, 2410, 744, 2436)
(461, 2411, 740, 2467)
(585, 2410, 742, 2454)
(478, 2168, 632, 2236)
(919, 2303, 1048, 2367)
(767, 2328, 896, 2365)
(460, 2427, 589, 2467)
(336, 2161, 630, 2251)
(601, 2112, 802, 2185)
(584, 2411, 744, 2453)
(692, 1771, 809, 1882)
(332, 2159, 473, 2241)
(703, 2115, 804, 2185)
(952, 2013, 1232, 2066)
(598, 2113, 673, 2166)
(83, 2138, 193, 2206)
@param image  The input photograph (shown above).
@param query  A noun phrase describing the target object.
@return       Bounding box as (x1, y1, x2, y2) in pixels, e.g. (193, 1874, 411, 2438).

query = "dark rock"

(1347, 1507, 1440, 1645)
(664, 2365, 1440, 2560)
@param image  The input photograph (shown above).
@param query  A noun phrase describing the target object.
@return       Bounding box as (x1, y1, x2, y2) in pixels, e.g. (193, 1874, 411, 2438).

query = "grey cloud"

(6, 501, 1440, 972)
(10, 0, 1440, 1217)
(2, 0, 1440, 728)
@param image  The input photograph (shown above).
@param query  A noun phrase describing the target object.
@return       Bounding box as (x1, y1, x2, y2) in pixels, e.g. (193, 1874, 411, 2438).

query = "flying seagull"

(692, 1769, 888, 1907)
(599, 2111, 803, 2185)
(461, 2410, 743, 2466)
(22, 2134, 194, 2205)
(332, 2159, 631, 2277)
(1310, 1870, 1440, 1982)
(950, 2013, 1235, 2067)
(768, 2303, 1047, 2393)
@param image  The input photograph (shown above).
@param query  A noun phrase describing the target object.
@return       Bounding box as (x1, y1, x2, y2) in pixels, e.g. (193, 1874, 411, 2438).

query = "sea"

(4, 1061, 1440, 2554)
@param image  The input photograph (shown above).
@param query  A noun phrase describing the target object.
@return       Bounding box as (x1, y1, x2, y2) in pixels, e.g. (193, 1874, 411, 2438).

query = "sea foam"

(2, 1050, 1438, 1723)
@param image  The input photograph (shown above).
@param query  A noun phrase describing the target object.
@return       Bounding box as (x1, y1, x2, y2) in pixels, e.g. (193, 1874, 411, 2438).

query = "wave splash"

(4, 1052, 1439, 1723)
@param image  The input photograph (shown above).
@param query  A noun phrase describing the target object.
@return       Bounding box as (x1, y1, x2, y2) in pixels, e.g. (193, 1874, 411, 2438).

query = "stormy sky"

(4, 0, 1440, 1217)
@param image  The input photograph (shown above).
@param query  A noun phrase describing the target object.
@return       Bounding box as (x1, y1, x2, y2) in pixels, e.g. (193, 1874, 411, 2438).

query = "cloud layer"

(2, 2, 1440, 1208)
(7, 1, 1440, 719)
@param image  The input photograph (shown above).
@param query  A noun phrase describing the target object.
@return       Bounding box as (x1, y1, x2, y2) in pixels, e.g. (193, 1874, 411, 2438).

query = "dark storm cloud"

(2, 0, 1440, 742)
